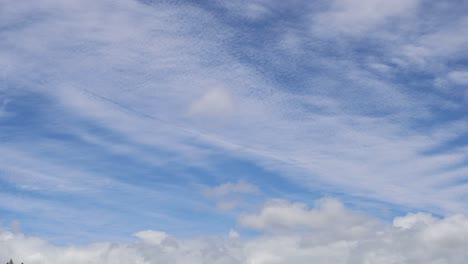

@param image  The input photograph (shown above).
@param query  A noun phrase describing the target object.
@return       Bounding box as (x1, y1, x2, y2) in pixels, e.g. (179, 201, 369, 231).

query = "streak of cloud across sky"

(1, 0, 468, 263)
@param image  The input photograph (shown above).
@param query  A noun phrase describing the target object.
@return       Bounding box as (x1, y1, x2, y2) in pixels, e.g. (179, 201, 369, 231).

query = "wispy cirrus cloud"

(312, 0, 420, 36)
(448, 70, 468, 85)
(203, 181, 259, 212)
(203, 181, 259, 198)
(189, 88, 235, 118)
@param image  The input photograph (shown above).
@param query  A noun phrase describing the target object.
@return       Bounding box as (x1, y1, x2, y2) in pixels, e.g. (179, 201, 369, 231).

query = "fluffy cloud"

(393, 212, 437, 230)
(238, 198, 372, 233)
(1, 198, 468, 264)
(133, 230, 170, 245)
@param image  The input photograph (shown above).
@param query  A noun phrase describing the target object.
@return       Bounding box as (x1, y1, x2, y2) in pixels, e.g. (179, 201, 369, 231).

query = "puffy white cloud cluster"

(1, 199, 467, 264)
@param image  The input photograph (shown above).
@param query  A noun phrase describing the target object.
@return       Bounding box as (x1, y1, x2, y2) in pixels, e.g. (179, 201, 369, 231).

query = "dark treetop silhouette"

(6, 259, 23, 264)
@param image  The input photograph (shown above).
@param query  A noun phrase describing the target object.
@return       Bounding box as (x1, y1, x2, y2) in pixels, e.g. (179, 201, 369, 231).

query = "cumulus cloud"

(133, 230, 169, 245)
(228, 229, 240, 239)
(393, 212, 437, 230)
(238, 198, 369, 232)
(1, 198, 468, 264)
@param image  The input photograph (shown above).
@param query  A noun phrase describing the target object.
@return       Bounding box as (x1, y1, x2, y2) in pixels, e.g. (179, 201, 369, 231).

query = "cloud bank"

(1, 199, 468, 264)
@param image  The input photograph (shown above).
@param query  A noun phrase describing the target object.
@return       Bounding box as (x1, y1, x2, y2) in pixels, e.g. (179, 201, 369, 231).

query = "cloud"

(238, 198, 376, 237)
(216, 199, 242, 211)
(203, 181, 259, 212)
(203, 181, 259, 198)
(1, 0, 468, 243)
(215, 0, 295, 20)
(2, 0, 466, 218)
(189, 88, 234, 118)
(228, 229, 240, 239)
(313, 0, 420, 35)
(0, 97, 10, 118)
(393, 212, 437, 230)
(448, 70, 468, 85)
(133, 230, 169, 245)
(1, 198, 468, 263)
(391, 17, 468, 70)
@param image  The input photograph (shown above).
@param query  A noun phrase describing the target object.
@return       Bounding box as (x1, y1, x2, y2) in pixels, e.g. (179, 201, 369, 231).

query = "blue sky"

(1, 0, 468, 257)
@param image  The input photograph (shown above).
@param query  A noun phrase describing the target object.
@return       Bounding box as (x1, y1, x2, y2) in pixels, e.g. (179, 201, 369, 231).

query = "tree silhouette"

(6, 259, 22, 264)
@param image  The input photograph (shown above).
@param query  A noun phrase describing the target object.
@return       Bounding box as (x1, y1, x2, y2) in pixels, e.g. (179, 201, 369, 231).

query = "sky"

(0, 0, 468, 263)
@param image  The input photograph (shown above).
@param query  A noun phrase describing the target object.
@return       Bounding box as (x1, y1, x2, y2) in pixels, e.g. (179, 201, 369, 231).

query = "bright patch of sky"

(1, 0, 468, 262)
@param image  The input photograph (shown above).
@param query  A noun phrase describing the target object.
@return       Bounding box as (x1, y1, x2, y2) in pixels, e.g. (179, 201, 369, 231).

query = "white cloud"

(0, 97, 10, 118)
(204, 181, 259, 198)
(215, 0, 282, 20)
(393, 212, 437, 230)
(133, 230, 169, 245)
(189, 88, 234, 118)
(1, 198, 468, 263)
(368, 63, 392, 73)
(238, 198, 376, 238)
(216, 199, 242, 211)
(228, 229, 240, 239)
(395, 18, 468, 69)
(448, 71, 468, 85)
(313, 0, 419, 35)
(203, 181, 259, 212)
(2, 0, 468, 225)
